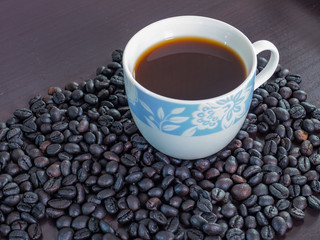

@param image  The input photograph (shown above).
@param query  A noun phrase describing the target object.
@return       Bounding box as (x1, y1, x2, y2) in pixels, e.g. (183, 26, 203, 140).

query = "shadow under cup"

(123, 16, 260, 159)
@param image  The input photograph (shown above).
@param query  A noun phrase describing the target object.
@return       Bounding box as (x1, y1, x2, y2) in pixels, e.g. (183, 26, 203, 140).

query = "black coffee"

(134, 36, 247, 100)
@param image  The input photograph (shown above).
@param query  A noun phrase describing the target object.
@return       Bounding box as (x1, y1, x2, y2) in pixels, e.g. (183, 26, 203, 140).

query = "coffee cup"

(123, 16, 279, 159)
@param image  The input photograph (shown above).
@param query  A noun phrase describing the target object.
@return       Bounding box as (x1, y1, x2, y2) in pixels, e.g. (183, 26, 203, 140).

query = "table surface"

(1, 0, 320, 239)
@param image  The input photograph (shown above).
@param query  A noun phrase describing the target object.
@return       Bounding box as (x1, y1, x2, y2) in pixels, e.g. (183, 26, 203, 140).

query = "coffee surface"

(134, 36, 247, 100)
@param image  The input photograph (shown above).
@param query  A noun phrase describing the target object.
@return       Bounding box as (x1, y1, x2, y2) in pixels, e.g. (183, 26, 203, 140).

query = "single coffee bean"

(74, 228, 91, 240)
(292, 196, 307, 210)
(8, 230, 30, 240)
(226, 228, 245, 240)
(190, 214, 208, 229)
(56, 216, 72, 229)
(187, 229, 204, 240)
(260, 225, 275, 240)
(202, 223, 223, 236)
(154, 231, 174, 240)
(246, 228, 260, 240)
(263, 205, 278, 219)
(276, 199, 290, 211)
(27, 223, 42, 240)
(117, 209, 134, 224)
(3, 182, 20, 196)
(289, 207, 305, 220)
(150, 210, 168, 225)
(307, 195, 320, 210)
(221, 203, 237, 218)
(22, 192, 38, 204)
(197, 198, 213, 213)
(230, 183, 252, 201)
(311, 180, 320, 193)
(31, 203, 45, 219)
(269, 183, 289, 199)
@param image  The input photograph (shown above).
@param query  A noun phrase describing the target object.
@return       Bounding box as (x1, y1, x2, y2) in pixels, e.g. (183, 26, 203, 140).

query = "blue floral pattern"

(125, 76, 254, 137)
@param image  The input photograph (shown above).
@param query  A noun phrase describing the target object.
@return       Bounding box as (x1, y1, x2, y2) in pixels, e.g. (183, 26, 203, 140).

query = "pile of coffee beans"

(1, 49, 320, 240)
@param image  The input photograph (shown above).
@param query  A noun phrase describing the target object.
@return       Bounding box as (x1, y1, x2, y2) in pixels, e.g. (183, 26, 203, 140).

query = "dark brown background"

(1, 0, 320, 239)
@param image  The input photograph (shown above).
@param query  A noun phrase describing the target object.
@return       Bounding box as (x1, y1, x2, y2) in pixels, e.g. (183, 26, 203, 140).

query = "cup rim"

(123, 15, 257, 105)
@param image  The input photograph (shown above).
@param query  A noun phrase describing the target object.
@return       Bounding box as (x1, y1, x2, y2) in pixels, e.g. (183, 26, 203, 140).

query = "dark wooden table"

(1, 0, 320, 239)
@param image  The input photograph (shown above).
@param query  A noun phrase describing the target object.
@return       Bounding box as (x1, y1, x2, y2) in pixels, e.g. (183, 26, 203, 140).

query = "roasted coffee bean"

(307, 195, 320, 210)
(244, 216, 257, 229)
(0, 223, 11, 237)
(57, 186, 77, 199)
(14, 108, 33, 119)
(196, 198, 213, 213)
(71, 215, 90, 230)
(17, 202, 32, 213)
(292, 196, 307, 210)
(289, 207, 305, 220)
(277, 211, 293, 231)
(190, 214, 208, 229)
(22, 191, 38, 204)
(291, 175, 307, 185)
(263, 205, 278, 219)
(215, 177, 233, 191)
(187, 229, 204, 240)
(90, 205, 106, 220)
(56, 216, 72, 229)
(96, 188, 115, 200)
(211, 188, 225, 202)
(48, 198, 72, 210)
(18, 155, 33, 171)
(3, 194, 21, 206)
(228, 215, 244, 229)
(31, 203, 45, 219)
(20, 212, 36, 224)
(302, 184, 312, 197)
(310, 153, 320, 165)
(260, 225, 275, 240)
(258, 195, 274, 206)
(290, 104, 306, 119)
(245, 228, 260, 240)
(256, 211, 268, 227)
(46, 143, 62, 156)
(221, 203, 237, 218)
(230, 183, 252, 201)
(273, 107, 290, 121)
(226, 228, 245, 240)
(104, 197, 118, 215)
(311, 180, 320, 193)
(174, 183, 189, 197)
(154, 231, 174, 240)
(3, 182, 20, 196)
(58, 227, 74, 240)
(269, 183, 289, 199)
(117, 209, 134, 224)
(43, 177, 61, 193)
(8, 230, 30, 240)
(46, 208, 65, 218)
(138, 223, 150, 239)
(74, 228, 91, 240)
(11, 220, 28, 231)
(125, 171, 143, 184)
(120, 154, 136, 167)
(276, 199, 290, 211)
(150, 210, 167, 225)
(27, 223, 42, 239)
(263, 109, 276, 125)
(202, 223, 222, 236)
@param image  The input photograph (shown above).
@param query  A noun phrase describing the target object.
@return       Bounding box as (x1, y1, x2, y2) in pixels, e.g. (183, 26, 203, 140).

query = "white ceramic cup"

(123, 16, 279, 159)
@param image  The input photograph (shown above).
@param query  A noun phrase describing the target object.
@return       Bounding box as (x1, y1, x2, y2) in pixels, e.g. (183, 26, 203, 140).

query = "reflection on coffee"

(134, 36, 247, 100)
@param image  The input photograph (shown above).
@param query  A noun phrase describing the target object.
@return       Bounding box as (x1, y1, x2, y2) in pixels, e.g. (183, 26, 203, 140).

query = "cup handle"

(252, 40, 280, 90)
